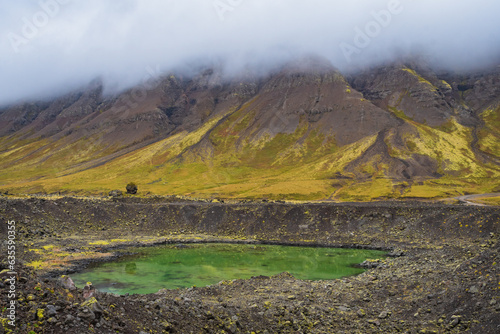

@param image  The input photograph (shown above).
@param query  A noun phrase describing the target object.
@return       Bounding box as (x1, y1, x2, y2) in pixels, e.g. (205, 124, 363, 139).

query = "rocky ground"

(0, 196, 499, 333)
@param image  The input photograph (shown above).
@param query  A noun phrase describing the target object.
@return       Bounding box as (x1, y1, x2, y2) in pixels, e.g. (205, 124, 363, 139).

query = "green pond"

(71, 243, 385, 295)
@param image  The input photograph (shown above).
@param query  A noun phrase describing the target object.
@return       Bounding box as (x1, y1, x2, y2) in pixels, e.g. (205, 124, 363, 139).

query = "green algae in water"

(71, 244, 385, 295)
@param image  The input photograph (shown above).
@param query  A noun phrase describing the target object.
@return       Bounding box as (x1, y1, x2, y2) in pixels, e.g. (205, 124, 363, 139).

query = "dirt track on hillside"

(454, 193, 500, 206)
(0, 197, 499, 333)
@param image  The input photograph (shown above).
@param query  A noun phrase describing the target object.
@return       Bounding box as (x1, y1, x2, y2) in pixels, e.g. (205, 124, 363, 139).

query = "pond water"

(71, 243, 385, 295)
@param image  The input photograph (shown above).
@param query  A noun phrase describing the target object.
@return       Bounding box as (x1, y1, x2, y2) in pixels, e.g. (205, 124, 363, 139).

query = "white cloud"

(1, 0, 499, 106)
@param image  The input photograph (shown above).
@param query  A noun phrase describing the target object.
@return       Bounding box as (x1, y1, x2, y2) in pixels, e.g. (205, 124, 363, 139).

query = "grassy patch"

(472, 195, 500, 206)
(402, 67, 437, 91)
(477, 106, 500, 156)
(388, 106, 412, 121)
(88, 240, 110, 246)
(336, 178, 396, 201)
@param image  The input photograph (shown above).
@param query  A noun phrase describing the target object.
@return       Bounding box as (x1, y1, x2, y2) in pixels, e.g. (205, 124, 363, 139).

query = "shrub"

(126, 182, 138, 194)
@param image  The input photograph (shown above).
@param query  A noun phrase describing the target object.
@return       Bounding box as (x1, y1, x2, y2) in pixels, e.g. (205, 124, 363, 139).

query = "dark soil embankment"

(0, 197, 499, 333)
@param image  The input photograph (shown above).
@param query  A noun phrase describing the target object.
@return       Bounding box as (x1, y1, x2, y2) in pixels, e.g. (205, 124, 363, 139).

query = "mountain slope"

(0, 59, 499, 200)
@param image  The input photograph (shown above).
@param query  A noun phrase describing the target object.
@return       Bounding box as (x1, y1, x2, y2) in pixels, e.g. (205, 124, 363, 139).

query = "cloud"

(1, 0, 499, 106)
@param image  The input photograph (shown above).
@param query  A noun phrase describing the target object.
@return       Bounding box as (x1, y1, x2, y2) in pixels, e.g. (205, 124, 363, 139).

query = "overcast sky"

(1, 0, 499, 106)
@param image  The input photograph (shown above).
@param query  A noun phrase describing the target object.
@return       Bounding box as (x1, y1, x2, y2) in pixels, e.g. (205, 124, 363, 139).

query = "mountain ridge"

(0, 58, 499, 200)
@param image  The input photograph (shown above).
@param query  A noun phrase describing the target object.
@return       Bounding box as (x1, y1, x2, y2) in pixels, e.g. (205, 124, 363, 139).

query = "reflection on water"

(71, 243, 385, 295)
(125, 262, 137, 275)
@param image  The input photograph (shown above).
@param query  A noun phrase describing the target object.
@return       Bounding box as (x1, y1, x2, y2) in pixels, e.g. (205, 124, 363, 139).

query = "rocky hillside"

(0, 58, 499, 200)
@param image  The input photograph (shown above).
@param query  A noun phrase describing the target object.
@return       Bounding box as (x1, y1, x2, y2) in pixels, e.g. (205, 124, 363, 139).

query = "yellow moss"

(0, 89, 496, 200)
(110, 238, 130, 243)
(89, 240, 110, 246)
(402, 67, 437, 91)
(27, 260, 44, 270)
(388, 106, 411, 121)
(440, 80, 452, 90)
(404, 182, 459, 198)
(336, 178, 396, 201)
(82, 297, 98, 307)
(410, 118, 495, 178)
(0, 318, 13, 334)
(477, 107, 500, 156)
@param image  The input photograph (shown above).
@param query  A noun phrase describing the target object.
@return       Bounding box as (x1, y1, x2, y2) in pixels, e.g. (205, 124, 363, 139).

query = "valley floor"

(0, 197, 499, 333)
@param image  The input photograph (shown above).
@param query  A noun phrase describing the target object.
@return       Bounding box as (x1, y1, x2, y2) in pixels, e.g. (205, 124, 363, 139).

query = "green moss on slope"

(477, 106, 500, 156)
(0, 105, 498, 201)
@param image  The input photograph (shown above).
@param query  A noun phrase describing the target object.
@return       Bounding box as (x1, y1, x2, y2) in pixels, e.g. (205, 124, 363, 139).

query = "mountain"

(0, 58, 499, 200)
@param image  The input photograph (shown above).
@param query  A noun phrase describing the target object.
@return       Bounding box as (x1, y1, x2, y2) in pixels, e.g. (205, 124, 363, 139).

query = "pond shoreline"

(69, 243, 386, 294)
(0, 197, 498, 333)
(43, 238, 393, 279)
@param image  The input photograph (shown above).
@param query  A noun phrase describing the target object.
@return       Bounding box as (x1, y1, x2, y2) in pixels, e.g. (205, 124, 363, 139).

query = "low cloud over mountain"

(1, 0, 500, 106)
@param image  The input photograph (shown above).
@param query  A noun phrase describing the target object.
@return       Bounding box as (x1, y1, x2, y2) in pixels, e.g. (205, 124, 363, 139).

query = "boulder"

(58, 275, 76, 291)
(108, 190, 123, 197)
(83, 282, 97, 299)
(46, 305, 58, 317)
